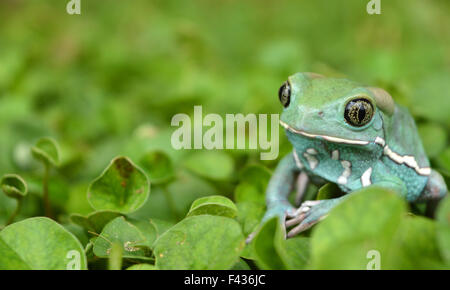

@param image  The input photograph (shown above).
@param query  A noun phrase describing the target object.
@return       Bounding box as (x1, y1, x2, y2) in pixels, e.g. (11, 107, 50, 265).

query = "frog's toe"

(286, 218, 319, 238)
(292, 200, 320, 216)
(285, 200, 328, 238)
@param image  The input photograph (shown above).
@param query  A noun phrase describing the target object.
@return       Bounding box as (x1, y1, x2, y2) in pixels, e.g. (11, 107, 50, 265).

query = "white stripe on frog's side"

(383, 145, 431, 176)
(361, 167, 373, 187)
(303, 148, 319, 170)
(280, 119, 431, 176)
(292, 150, 304, 169)
(375, 137, 431, 176)
(337, 160, 352, 185)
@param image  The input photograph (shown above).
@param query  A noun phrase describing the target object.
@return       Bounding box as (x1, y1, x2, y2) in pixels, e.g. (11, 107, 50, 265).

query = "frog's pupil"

(357, 104, 366, 123)
(345, 98, 374, 127)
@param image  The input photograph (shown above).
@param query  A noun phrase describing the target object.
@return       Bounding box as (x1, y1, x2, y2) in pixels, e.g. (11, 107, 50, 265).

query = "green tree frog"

(262, 72, 448, 238)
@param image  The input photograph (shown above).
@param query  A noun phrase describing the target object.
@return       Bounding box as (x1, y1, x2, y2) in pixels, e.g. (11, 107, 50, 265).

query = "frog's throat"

(280, 120, 432, 176)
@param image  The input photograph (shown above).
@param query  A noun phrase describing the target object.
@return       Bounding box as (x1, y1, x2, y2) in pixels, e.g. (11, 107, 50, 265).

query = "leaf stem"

(43, 162, 53, 218)
(5, 198, 22, 226)
(108, 242, 123, 270)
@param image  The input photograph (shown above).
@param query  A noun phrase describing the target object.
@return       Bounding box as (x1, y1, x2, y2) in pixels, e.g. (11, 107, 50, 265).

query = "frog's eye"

(344, 98, 374, 127)
(278, 81, 291, 108)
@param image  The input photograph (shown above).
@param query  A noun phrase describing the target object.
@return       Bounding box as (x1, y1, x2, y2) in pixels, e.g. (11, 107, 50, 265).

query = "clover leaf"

(0, 217, 87, 270)
(1, 174, 27, 200)
(154, 215, 245, 269)
(31, 137, 59, 166)
(187, 195, 238, 218)
(87, 156, 150, 214)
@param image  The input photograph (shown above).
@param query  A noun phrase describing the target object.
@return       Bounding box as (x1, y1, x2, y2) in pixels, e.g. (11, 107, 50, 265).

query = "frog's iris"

(278, 81, 291, 108)
(344, 98, 374, 127)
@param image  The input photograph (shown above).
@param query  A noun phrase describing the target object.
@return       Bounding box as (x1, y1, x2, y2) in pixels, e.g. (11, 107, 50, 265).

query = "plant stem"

(162, 184, 180, 220)
(43, 162, 53, 219)
(108, 242, 123, 270)
(5, 198, 22, 226)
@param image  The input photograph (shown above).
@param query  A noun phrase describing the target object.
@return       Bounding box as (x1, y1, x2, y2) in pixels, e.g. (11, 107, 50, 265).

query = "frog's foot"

(246, 201, 296, 244)
(285, 200, 332, 238)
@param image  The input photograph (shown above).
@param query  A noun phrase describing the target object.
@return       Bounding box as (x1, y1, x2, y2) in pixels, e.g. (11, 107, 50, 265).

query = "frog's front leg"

(286, 174, 408, 238)
(263, 152, 300, 222)
(246, 152, 300, 243)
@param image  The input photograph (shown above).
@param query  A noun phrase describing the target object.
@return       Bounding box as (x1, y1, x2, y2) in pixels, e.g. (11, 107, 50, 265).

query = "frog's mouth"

(280, 120, 432, 176)
(279, 120, 370, 146)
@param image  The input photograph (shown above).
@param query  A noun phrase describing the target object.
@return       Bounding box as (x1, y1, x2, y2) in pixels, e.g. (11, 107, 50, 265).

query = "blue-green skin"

(264, 72, 448, 236)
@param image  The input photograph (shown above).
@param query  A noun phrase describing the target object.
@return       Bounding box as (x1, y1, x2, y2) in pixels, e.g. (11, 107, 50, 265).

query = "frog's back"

(382, 105, 429, 199)
(384, 105, 429, 167)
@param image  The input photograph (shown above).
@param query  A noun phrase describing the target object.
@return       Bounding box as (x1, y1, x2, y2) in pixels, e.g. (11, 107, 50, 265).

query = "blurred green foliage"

(0, 0, 449, 269)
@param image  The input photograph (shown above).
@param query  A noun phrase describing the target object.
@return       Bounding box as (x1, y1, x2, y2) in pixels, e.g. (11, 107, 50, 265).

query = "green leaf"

(0, 238, 30, 270)
(418, 123, 447, 158)
(126, 263, 157, 270)
(154, 215, 245, 269)
(70, 210, 123, 233)
(436, 196, 450, 263)
(30, 137, 59, 166)
(183, 151, 234, 180)
(385, 216, 444, 269)
(87, 156, 150, 214)
(1, 174, 28, 199)
(0, 217, 87, 270)
(252, 217, 310, 269)
(149, 218, 174, 238)
(278, 236, 310, 269)
(316, 183, 342, 200)
(128, 218, 158, 249)
(139, 151, 174, 185)
(187, 195, 238, 218)
(236, 201, 265, 236)
(93, 217, 151, 260)
(252, 217, 286, 270)
(310, 187, 406, 269)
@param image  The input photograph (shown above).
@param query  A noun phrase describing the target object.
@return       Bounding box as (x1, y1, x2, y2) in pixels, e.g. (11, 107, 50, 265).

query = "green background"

(0, 0, 449, 270)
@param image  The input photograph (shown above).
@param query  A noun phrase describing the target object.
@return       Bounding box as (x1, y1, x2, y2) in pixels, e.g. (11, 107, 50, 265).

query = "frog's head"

(279, 72, 395, 146)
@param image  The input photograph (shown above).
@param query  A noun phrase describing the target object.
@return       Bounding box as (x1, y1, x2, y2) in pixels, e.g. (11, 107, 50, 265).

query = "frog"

(260, 72, 448, 239)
